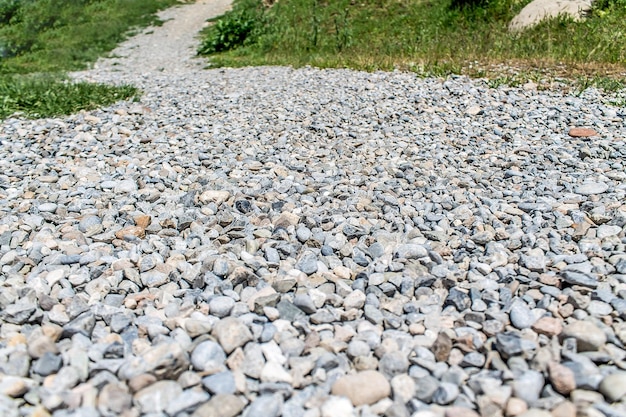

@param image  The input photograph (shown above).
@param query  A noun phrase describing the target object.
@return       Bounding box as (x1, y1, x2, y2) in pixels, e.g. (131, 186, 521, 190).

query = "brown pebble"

(568, 127, 598, 137)
(548, 362, 576, 395)
(539, 274, 560, 286)
(431, 331, 453, 361)
(532, 317, 563, 337)
(115, 225, 145, 240)
(128, 374, 157, 393)
(134, 215, 152, 229)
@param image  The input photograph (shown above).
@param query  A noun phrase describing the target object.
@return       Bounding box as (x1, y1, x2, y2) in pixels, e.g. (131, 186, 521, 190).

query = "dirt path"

(73, 0, 232, 81)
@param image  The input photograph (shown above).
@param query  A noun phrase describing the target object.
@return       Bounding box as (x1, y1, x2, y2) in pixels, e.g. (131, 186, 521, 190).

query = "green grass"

(198, 0, 626, 90)
(0, 0, 178, 74)
(0, 74, 138, 119)
(0, 0, 178, 119)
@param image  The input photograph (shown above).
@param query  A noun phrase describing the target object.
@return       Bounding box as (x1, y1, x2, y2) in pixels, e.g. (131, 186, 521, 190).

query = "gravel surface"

(2, 1, 626, 416)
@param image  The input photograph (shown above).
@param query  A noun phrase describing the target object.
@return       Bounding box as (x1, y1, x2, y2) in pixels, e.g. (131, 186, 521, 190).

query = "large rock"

(509, 0, 593, 31)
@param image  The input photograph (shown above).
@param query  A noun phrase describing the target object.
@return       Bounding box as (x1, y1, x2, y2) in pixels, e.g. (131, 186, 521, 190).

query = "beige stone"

(598, 371, 626, 402)
(550, 401, 576, 417)
(212, 317, 253, 354)
(509, 0, 593, 32)
(198, 190, 231, 205)
(506, 397, 528, 416)
(331, 370, 391, 406)
(561, 320, 607, 351)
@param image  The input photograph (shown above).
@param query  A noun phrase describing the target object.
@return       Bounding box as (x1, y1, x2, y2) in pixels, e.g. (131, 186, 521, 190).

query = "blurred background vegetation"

(0, 0, 623, 118)
(198, 0, 626, 89)
(0, 0, 176, 118)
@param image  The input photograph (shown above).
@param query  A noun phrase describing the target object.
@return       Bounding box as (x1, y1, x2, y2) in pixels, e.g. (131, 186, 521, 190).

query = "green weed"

(198, 0, 262, 54)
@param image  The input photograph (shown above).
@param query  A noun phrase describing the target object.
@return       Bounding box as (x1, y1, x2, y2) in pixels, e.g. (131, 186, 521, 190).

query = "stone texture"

(331, 370, 391, 406)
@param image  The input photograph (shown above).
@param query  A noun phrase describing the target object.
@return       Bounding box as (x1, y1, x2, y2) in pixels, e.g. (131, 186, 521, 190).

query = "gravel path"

(2, 1, 626, 417)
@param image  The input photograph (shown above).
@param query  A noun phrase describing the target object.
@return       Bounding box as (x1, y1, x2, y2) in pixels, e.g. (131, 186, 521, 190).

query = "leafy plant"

(0, 0, 20, 24)
(198, 0, 263, 54)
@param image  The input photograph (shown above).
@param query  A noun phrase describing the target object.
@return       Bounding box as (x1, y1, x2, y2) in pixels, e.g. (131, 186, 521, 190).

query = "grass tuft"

(0, 74, 138, 119)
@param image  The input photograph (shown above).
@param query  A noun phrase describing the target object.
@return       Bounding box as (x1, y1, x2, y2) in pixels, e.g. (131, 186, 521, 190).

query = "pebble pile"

(1, 65, 626, 417)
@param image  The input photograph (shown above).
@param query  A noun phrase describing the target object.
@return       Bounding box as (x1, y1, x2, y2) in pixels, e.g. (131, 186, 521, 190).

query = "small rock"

(598, 371, 626, 402)
(548, 362, 576, 395)
(98, 382, 132, 415)
(165, 389, 211, 416)
(295, 251, 318, 275)
(134, 380, 182, 413)
(202, 371, 236, 395)
(261, 361, 293, 384)
(61, 311, 95, 338)
(191, 340, 226, 373)
(568, 127, 598, 137)
(120, 342, 189, 380)
(199, 190, 231, 205)
(212, 317, 253, 354)
(209, 296, 236, 318)
(431, 332, 453, 362)
(32, 352, 62, 376)
(512, 370, 544, 404)
(574, 182, 609, 196)
(191, 394, 245, 417)
(115, 226, 145, 240)
(550, 401, 576, 417)
(561, 320, 607, 351)
(321, 396, 355, 417)
(391, 374, 416, 404)
(444, 407, 480, 417)
(510, 300, 537, 329)
(331, 370, 391, 406)
(394, 244, 428, 259)
(38, 203, 58, 213)
(293, 294, 317, 314)
(531, 317, 562, 337)
(517, 410, 551, 417)
(243, 394, 283, 417)
(505, 397, 528, 416)
(432, 382, 459, 405)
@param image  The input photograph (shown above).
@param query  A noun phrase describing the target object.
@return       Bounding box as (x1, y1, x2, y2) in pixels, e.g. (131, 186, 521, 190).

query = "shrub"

(198, 0, 264, 54)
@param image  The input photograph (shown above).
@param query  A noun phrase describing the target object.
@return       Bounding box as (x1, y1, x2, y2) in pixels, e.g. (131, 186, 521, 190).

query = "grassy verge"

(198, 0, 626, 91)
(0, 0, 178, 119)
(0, 74, 138, 119)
